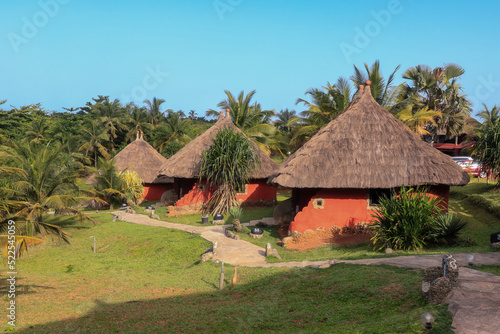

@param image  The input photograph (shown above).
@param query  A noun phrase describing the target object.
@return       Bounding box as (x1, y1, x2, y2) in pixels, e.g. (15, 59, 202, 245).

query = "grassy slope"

(1, 214, 451, 333)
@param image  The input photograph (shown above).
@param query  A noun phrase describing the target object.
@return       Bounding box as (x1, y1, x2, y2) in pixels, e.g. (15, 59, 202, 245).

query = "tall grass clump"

(371, 186, 443, 251)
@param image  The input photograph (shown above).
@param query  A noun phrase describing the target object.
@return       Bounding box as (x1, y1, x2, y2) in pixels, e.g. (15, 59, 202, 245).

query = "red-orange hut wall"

(175, 179, 276, 207)
(142, 184, 173, 201)
(289, 185, 450, 233)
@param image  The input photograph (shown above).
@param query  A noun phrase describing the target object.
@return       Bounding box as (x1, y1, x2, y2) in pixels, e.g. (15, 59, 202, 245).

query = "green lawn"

(7, 182, 497, 332)
(225, 183, 500, 262)
(473, 265, 500, 276)
(1, 213, 451, 333)
(131, 183, 500, 263)
(134, 202, 275, 226)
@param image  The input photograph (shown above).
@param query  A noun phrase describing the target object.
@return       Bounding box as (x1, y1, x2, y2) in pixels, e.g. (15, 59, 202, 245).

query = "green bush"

(371, 186, 442, 251)
(229, 206, 243, 221)
(432, 212, 468, 245)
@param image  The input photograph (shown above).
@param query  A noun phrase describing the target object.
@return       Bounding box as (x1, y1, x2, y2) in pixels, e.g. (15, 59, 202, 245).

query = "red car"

(459, 161, 489, 178)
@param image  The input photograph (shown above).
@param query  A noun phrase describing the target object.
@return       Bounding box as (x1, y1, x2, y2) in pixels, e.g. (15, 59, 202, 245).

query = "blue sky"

(1, 0, 499, 118)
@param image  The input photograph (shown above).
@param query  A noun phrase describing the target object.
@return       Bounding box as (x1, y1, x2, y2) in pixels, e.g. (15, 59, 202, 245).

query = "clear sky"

(1, 0, 499, 118)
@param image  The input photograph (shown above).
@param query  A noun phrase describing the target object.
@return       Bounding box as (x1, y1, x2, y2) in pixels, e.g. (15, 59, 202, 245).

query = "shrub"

(371, 186, 441, 251)
(229, 206, 243, 221)
(432, 213, 468, 245)
(122, 170, 145, 205)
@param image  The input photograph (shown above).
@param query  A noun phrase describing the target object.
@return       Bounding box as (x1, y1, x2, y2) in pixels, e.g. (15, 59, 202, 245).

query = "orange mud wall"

(236, 179, 276, 202)
(142, 183, 173, 201)
(174, 178, 276, 207)
(175, 179, 214, 207)
(289, 185, 450, 233)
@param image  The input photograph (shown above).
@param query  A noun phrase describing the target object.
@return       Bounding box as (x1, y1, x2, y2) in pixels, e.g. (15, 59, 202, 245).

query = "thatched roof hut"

(268, 82, 469, 188)
(86, 132, 172, 185)
(158, 111, 279, 179)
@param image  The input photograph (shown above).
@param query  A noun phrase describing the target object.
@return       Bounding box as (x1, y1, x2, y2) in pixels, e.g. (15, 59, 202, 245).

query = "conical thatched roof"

(87, 133, 172, 185)
(268, 82, 469, 188)
(158, 111, 279, 179)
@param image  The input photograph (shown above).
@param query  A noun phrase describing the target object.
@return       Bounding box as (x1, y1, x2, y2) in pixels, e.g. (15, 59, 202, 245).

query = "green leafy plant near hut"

(91, 158, 145, 209)
(122, 170, 145, 205)
(199, 127, 259, 215)
(371, 186, 468, 251)
(230, 205, 243, 232)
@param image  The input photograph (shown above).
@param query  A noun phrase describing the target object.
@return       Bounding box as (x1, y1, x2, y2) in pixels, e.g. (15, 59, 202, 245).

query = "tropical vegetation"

(199, 127, 258, 215)
(0, 59, 496, 250)
(371, 186, 468, 251)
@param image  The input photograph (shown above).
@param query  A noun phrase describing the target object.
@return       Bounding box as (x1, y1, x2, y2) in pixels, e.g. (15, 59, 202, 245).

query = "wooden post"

(219, 261, 225, 290)
(232, 266, 238, 286)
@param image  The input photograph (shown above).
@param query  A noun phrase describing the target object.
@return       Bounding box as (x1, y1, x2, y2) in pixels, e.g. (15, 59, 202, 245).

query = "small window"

(313, 198, 325, 209)
(369, 188, 393, 207)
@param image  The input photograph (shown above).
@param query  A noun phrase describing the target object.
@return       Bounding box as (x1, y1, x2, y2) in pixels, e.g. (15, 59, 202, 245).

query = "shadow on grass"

(15, 264, 453, 334)
(45, 215, 95, 230)
(0, 278, 56, 297)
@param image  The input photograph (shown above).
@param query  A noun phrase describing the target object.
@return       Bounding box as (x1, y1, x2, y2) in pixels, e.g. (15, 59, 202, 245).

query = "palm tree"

(125, 103, 153, 142)
(144, 97, 165, 127)
(207, 90, 277, 154)
(275, 109, 296, 134)
(394, 64, 471, 143)
(290, 77, 353, 151)
(188, 110, 196, 120)
(1, 141, 94, 244)
(26, 117, 50, 142)
(477, 104, 500, 129)
(153, 111, 191, 154)
(90, 96, 128, 152)
(199, 127, 258, 215)
(396, 106, 441, 135)
(350, 60, 401, 107)
(91, 158, 126, 210)
(79, 119, 110, 167)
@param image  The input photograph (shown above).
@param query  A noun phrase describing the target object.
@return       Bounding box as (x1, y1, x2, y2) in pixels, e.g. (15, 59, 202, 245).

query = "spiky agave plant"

(199, 127, 259, 215)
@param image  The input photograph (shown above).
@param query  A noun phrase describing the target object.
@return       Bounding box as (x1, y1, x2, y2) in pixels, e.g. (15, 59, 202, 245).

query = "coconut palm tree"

(144, 97, 166, 127)
(91, 158, 127, 210)
(477, 104, 500, 129)
(350, 60, 401, 107)
(290, 77, 353, 151)
(90, 96, 128, 152)
(188, 110, 196, 120)
(153, 111, 191, 154)
(275, 109, 296, 134)
(125, 103, 153, 142)
(0, 141, 94, 244)
(206, 90, 277, 154)
(79, 118, 110, 168)
(199, 127, 258, 215)
(396, 106, 442, 135)
(26, 117, 50, 143)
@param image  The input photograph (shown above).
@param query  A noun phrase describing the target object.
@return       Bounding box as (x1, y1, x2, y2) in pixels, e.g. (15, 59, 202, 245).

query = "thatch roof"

(86, 133, 172, 185)
(268, 82, 470, 189)
(158, 111, 279, 179)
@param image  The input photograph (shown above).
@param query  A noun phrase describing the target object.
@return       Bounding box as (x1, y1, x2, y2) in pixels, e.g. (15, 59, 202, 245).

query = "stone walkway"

(114, 211, 500, 334)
